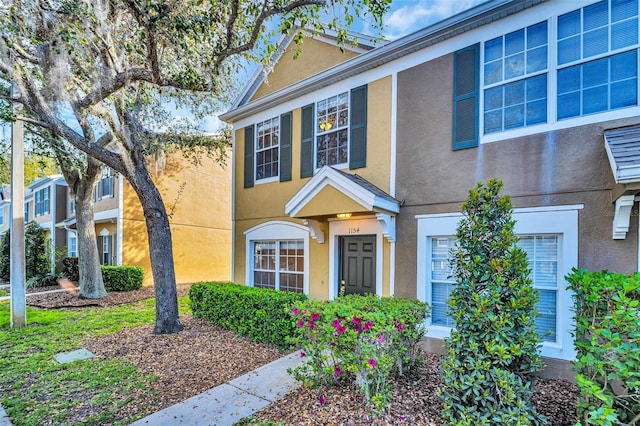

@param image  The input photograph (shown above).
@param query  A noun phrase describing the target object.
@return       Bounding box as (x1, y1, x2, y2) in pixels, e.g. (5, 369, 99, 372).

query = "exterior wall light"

(336, 213, 352, 219)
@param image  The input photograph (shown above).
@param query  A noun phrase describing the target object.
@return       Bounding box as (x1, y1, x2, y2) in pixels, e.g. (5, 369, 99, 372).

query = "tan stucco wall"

(122, 151, 232, 286)
(252, 37, 360, 101)
(234, 76, 394, 298)
(393, 52, 640, 298)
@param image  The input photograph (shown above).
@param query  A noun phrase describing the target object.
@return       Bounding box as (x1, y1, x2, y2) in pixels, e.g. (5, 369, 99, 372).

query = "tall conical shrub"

(440, 179, 545, 425)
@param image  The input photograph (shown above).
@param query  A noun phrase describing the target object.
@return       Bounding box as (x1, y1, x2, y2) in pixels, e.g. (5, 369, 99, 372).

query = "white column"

(10, 82, 26, 328)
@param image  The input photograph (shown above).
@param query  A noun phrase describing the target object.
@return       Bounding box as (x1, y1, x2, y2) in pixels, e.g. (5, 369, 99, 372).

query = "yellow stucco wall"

(122, 151, 232, 286)
(252, 37, 361, 101)
(234, 75, 394, 300)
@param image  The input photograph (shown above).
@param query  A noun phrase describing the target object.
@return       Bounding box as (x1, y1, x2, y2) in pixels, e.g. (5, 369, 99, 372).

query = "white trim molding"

(244, 221, 310, 295)
(302, 219, 325, 244)
(613, 194, 636, 239)
(328, 216, 384, 300)
(375, 213, 396, 243)
(285, 166, 399, 217)
(416, 204, 582, 361)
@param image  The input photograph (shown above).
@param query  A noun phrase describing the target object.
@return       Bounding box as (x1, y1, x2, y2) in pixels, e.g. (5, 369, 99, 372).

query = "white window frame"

(244, 221, 310, 295)
(416, 205, 582, 360)
(315, 91, 350, 170)
(0, 206, 4, 226)
(35, 187, 50, 217)
(255, 116, 280, 184)
(68, 232, 77, 257)
(480, 0, 640, 145)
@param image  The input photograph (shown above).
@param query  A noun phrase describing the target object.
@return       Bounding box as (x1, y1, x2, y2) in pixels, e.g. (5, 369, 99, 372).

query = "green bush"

(25, 221, 52, 285)
(440, 179, 544, 425)
(0, 230, 10, 280)
(189, 282, 307, 350)
(101, 265, 144, 291)
(288, 294, 429, 413)
(566, 268, 640, 425)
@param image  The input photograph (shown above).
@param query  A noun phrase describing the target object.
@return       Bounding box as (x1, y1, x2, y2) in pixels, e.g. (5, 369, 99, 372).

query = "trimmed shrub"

(101, 265, 144, 291)
(288, 294, 429, 413)
(0, 230, 10, 280)
(189, 282, 307, 350)
(61, 257, 79, 282)
(440, 179, 544, 425)
(566, 268, 640, 425)
(24, 221, 51, 285)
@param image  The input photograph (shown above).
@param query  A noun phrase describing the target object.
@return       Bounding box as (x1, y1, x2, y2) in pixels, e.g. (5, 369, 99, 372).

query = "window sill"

(255, 176, 279, 185)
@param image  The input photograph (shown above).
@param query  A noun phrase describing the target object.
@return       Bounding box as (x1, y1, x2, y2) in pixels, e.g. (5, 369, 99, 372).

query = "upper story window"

(70, 197, 75, 215)
(483, 21, 548, 133)
(95, 168, 114, 201)
(557, 0, 638, 119)
(316, 92, 349, 168)
(256, 117, 279, 181)
(0, 207, 4, 226)
(35, 187, 50, 217)
(24, 202, 29, 223)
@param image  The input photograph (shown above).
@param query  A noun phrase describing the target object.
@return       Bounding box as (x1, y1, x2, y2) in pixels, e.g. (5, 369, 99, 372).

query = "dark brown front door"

(339, 235, 376, 295)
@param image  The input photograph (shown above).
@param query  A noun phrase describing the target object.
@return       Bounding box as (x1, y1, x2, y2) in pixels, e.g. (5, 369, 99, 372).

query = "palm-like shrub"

(440, 179, 545, 425)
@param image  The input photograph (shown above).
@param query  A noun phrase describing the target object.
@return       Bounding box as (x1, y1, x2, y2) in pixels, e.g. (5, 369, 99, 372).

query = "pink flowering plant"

(287, 294, 429, 413)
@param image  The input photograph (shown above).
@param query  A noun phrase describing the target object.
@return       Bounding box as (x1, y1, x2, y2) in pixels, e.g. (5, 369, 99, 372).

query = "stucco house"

(3, 152, 232, 285)
(221, 0, 640, 367)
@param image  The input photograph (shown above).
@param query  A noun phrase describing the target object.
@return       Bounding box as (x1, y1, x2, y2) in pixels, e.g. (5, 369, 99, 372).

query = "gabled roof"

(28, 174, 65, 190)
(604, 125, 640, 184)
(230, 27, 380, 111)
(220, 0, 546, 123)
(285, 166, 399, 217)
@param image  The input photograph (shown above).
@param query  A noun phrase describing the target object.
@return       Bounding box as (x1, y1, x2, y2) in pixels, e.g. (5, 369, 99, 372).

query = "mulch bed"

(9, 284, 580, 425)
(251, 352, 579, 426)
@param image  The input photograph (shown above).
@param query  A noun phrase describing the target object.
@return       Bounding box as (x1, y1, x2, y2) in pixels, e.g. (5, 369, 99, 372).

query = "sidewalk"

(129, 350, 303, 426)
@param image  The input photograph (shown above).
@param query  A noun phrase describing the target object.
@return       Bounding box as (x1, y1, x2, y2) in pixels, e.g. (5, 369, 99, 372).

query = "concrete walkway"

(0, 405, 11, 426)
(129, 350, 303, 426)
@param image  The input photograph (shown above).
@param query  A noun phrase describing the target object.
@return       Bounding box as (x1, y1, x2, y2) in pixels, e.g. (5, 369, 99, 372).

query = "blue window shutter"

(453, 44, 479, 150)
(244, 125, 255, 188)
(350, 84, 367, 169)
(280, 112, 292, 182)
(300, 103, 314, 178)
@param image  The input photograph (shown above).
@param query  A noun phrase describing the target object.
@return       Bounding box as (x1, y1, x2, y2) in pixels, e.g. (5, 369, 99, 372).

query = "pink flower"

(318, 395, 326, 405)
(377, 335, 385, 343)
(310, 313, 320, 321)
(333, 319, 341, 327)
(300, 351, 306, 358)
(308, 320, 316, 329)
(368, 358, 377, 368)
(398, 415, 406, 422)
(292, 307, 299, 316)
(394, 319, 405, 331)
(296, 319, 304, 328)
(352, 316, 362, 325)
(363, 321, 374, 331)
(334, 367, 342, 376)
(333, 319, 345, 334)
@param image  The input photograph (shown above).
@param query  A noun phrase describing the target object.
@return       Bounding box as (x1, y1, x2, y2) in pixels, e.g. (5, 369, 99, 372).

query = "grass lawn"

(0, 296, 191, 426)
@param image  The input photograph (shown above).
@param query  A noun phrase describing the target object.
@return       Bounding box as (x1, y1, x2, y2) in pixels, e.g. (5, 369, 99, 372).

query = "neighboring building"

(61, 152, 233, 286)
(3, 151, 232, 286)
(221, 0, 640, 364)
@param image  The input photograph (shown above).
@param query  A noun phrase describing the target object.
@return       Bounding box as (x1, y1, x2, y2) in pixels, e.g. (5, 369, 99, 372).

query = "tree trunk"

(128, 159, 183, 334)
(75, 174, 108, 299)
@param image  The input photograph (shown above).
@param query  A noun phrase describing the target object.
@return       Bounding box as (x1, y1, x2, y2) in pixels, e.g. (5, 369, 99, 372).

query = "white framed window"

(35, 187, 50, 217)
(24, 202, 29, 223)
(479, 0, 640, 142)
(557, 0, 638, 119)
(245, 221, 310, 295)
(484, 21, 549, 133)
(316, 92, 349, 168)
(102, 235, 112, 265)
(256, 117, 279, 181)
(416, 205, 581, 360)
(70, 197, 75, 215)
(68, 233, 77, 257)
(0, 207, 4, 226)
(94, 168, 114, 201)
(253, 240, 304, 292)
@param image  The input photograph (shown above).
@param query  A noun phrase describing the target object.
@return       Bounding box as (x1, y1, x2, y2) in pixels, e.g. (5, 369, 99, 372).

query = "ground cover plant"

(440, 179, 544, 425)
(288, 294, 429, 413)
(567, 268, 640, 425)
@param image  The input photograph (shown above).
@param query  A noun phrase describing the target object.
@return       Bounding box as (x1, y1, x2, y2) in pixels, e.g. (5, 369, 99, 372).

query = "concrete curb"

(0, 404, 13, 426)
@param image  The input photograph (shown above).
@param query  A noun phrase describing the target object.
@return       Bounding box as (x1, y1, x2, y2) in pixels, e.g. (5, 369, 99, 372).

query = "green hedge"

(566, 268, 640, 425)
(189, 282, 307, 350)
(101, 265, 144, 292)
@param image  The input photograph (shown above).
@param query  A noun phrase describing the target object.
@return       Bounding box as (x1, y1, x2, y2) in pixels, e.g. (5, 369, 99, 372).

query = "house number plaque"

(348, 227, 360, 234)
